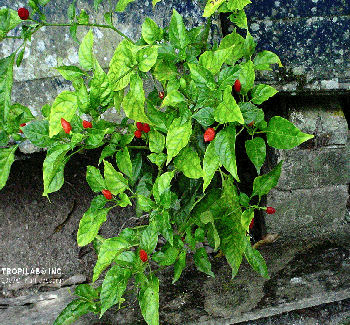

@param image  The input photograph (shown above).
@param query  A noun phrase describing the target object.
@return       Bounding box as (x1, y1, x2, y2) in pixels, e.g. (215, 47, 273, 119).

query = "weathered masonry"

(0, 0, 349, 324)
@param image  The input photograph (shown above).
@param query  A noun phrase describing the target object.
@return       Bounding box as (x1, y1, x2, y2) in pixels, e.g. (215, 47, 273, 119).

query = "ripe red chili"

(234, 79, 241, 93)
(158, 91, 165, 99)
(82, 120, 92, 129)
(136, 122, 143, 130)
(249, 218, 254, 230)
(61, 118, 72, 134)
(203, 127, 215, 142)
(266, 207, 276, 214)
(142, 123, 150, 133)
(19, 123, 26, 133)
(102, 189, 113, 200)
(18, 8, 30, 20)
(134, 130, 142, 138)
(139, 249, 148, 262)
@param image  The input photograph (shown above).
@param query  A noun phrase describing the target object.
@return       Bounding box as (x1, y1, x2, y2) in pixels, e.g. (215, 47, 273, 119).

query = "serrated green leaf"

(192, 107, 215, 128)
(153, 60, 178, 81)
(241, 208, 254, 231)
(49, 91, 77, 137)
(245, 137, 266, 174)
(199, 48, 230, 75)
(122, 73, 151, 123)
(188, 63, 216, 89)
(153, 246, 179, 266)
(161, 90, 186, 107)
(55, 66, 87, 81)
(100, 266, 131, 317)
(93, 237, 130, 282)
(140, 224, 158, 253)
(203, 0, 226, 17)
(214, 125, 239, 182)
(229, 10, 247, 29)
(227, 0, 251, 11)
(148, 152, 166, 167)
(152, 171, 175, 203)
(74, 284, 99, 301)
(78, 29, 94, 70)
(236, 60, 255, 95)
(137, 194, 155, 212)
(252, 160, 282, 198)
(0, 54, 15, 124)
(153, 210, 173, 245)
(16, 48, 25, 67)
(174, 145, 203, 179)
(99, 144, 117, 165)
(0, 145, 17, 191)
(218, 32, 245, 65)
(166, 117, 192, 164)
(266, 116, 314, 149)
(77, 208, 109, 247)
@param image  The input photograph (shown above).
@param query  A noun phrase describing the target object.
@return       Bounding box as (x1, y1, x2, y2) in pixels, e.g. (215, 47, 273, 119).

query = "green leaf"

(236, 60, 255, 95)
(214, 86, 244, 124)
(218, 32, 245, 65)
(153, 246, 179, 266)
(142, 18, 162, 45)
(137, 194, 155, 212)
(77, 208, 109, 247)
(251, 84, 278, 105)
(77, 9, 89, 24)
(86, 165, 106, 192)
(194, 247, 214, 277)
(245, 137, 266, 174)
(199, 48, 230, 75)
(166, 117, 192, 164)
(0, 9, 22, 38)
(99, 144, 117, 165)
(93, 237, 130, 282)
(90, 59, 112, 109)
(192, 107, 215, 128)
(227, 0, 251, 11)
(152, 0, 161, 7)
(254, 50, 282, 71)
(94, 0, 104, 10)
(153, 210, 173, 245)
(174, 146, 203, 179)
(140, 224, 158, 254)
(122, 73, 151, 123)
(229, 10, 248, 29)
(161, 90, 186, 107)
(55, 66, 87, 81)
(153, 60, 178, 81)
(214, 125, 239, 182)
(244, 237, 269, 278)
(104, 160, 128, 195)
(139, 275, 159, 325)
(172, 250, 186, 283)
(108, 39, 136, 91)
(203, 0, 226, 17)
(49, 91, 77, 137)
(241, 208, 254, 231)
(149, 129, 165, 153)
(188, 63, 216, 89)
(16, 48, 25, 67)
(169, 9, 189, 49)
(74, 284, 99, 301)
(137, 46, 158, 72)
(69, 24, 79, 43)
(78, 29, 94, 70)
(115, 0, 135, 12)
(203, 141, 221, 192)
(239, 102, 264, 125)
(53, 299, 95, 325)
(0, 54, 15, 124)
(0, 145, 17, 191)
(148, 153, 166, 167)
(252, 160, 282, 198)
(100, 266, 131, 317)
(267, 116, 314, 149)
(22, 120, 55, 148)
(43, 144, 71, 196)
(152, 171, 175, 204)
(116, 147, 132, 178)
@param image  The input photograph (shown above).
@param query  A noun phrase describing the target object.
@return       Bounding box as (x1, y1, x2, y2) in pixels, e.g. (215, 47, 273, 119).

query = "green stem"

(42, 22, 135, 44)
(127, 145, 149, 150)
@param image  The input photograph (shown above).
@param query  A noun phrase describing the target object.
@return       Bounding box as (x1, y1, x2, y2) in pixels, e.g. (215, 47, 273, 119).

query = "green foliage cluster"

(0, 0, 313, 324)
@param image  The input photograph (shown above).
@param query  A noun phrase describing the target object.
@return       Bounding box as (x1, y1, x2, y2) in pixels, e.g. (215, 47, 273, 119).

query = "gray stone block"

(266, 185, 348, 242)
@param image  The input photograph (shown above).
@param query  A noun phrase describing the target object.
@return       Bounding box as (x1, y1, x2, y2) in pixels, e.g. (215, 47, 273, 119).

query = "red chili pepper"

(82, 120, 93, 129)
(203, 127, 215, 142)
(61, 118, 72, 134)
(102, 189, 113, 200)
(139, 249, 148, 262)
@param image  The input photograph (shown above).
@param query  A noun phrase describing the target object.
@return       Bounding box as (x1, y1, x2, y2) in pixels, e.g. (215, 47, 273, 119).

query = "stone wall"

(0, 0, 349, 324)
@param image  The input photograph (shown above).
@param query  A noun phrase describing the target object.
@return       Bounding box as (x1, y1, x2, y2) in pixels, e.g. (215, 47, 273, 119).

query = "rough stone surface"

(242, 0, 350, 91)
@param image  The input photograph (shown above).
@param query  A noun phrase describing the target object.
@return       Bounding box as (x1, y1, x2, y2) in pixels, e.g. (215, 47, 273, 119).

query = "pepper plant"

(0, 0, 314, 324)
